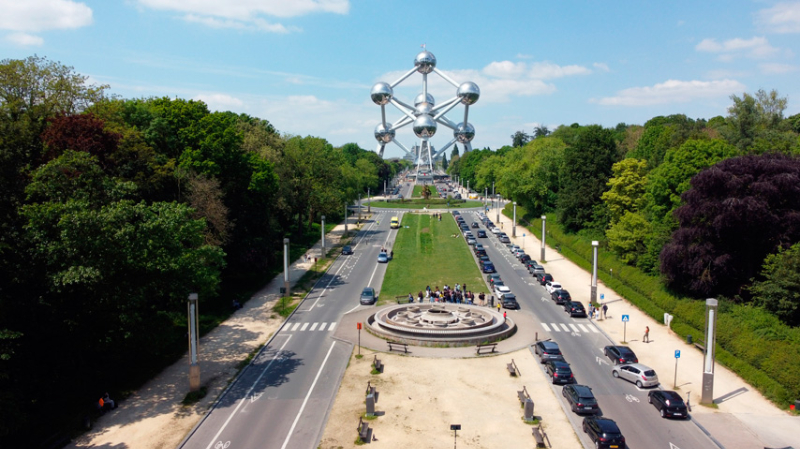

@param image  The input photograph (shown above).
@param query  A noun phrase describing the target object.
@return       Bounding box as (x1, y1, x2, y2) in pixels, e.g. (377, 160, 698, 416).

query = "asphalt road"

(179, 210, 400, 449)
(463, 210, 718, 449)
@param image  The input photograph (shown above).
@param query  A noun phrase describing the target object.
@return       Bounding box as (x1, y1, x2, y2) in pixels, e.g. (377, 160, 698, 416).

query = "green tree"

(601, 158, 649, 225)
(510, 130, 530, 147)
(750, 243, 800, 326)
(723, 89, 788, 152)
(606, 211, 652, 265)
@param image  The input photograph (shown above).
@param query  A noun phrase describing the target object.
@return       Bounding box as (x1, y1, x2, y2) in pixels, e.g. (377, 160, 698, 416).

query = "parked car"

(474, 249, 487, 258)
(494, 285, 511, 298)
(538, 273, 554, 286)
(604, 345, 639, 365)
(474, 243, 485, 252)
(544, 360, 574, 385)
(477, 230, 487, 238)
(482, 262, 496, 273)
(612, 363, 659, 388)
(562, 384, 600, 415)
(341, 245, 353, 255)
(509, 245, 520, 254)
(467, 237, 477, 245)
(648, 390, 689, 419)
(501, 294, 519, 309)
(360, 287, 377, 305)
(564, 301, 587, 317)
(377, 253, 389, 263)
(582, 416, 626, 449)
(551, 289, 572, 305)
(519, 254, 532, 264)
(491, 227, 501, 234)
(486, 274, 502, 285)
(478, 255, 491, 265)
(545, 281, 562, 294)
(464, 231, 474, 239)
(529, 264, 545, 275)
(534, 340, 564, 363)
(499, 235, 511, 244)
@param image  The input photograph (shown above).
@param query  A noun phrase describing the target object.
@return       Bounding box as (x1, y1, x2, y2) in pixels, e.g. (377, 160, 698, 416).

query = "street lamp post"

(358, 193, 362, 223)
(701, 298, 719, 405)
(384, 180, 387, 202)
(367, 188, 371, 213)
(496, 196, 501, 224)
(591, 241, 599, 304)
(344, 203, 348, 233)
(283, 238, 290, 296)
(187, 293, 200, 392)
(512, 201, 517, 237)
(541, 215, 547, 262)
(321, 215, 326, 256)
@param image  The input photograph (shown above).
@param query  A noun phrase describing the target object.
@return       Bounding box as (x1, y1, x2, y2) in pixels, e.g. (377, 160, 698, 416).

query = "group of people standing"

(409, 284, 476, 304)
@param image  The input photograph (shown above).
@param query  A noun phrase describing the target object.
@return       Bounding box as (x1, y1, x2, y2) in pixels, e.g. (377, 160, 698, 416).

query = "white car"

(545, 281, 562, 294)
(491, 227, 501, 234)
(494, 285, 511, 298)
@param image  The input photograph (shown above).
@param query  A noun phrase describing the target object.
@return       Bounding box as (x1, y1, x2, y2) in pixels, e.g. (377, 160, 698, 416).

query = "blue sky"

(2, 0, 800, 159)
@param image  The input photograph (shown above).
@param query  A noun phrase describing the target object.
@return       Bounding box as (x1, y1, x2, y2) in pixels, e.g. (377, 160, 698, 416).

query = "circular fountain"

(366, 303, 515, 347)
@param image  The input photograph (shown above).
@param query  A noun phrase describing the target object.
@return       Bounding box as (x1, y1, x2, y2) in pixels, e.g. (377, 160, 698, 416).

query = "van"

(390, 216, 400, 229)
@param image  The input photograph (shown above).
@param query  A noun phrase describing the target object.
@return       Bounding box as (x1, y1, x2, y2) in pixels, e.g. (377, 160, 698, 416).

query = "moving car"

(341, 245, 353, 255)
(648, 390, 688, 419)
(377, 253, 389, 263)
(544, 360, 574, 384)
(476, 230, 487, 238)
(551, 289, 572, 305)
(360, 287, 377, 305)
(564, 301, 587, 317)
(603, 345, 639, 365)
(501, 293, 519, 309)
(534, 340, 564, 363)
(612, 363, 659, 388)
(390, 216, 400, 229)
(582, 416, 626, 449)
(562, 384, 600, 415)
(471, 222, 479, 228)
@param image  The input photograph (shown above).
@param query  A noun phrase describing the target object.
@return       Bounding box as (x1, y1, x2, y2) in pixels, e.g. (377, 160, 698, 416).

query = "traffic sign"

(622, 314, 630, 322)
(675, 350, 681, 358)
(600, 293, 605, 300)
(357, 322, 362, 330)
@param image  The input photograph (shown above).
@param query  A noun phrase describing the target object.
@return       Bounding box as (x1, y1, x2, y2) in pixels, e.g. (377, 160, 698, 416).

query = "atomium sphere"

(454, 122, 475, 143)
(414, 50, 436, 74)
(414, 102, 433, 117)
(414, 92, 435, 107)
(370, 82, 393, 106)
(457, 81, 480, 105)
(374, 123, 395, 143)
(413, 114, 437, 138)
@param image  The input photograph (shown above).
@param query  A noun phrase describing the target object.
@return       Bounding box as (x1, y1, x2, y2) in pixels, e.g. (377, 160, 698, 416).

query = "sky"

(2, 0, 800, 159)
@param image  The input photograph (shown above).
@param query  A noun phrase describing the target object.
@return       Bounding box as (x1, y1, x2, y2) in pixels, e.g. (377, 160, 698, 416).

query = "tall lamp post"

(321, 215, 326, 256)
(701, 298, 719, 405)
(188, 293, 200, 392)
(496, 196, 501, 224)
(512, 201, 517, 237)
(591, 241, 599, 304)
(344, 203, 348, 233)
(283, 238, 290, 296)
(367, 188, 371, 213)
(541, 215, 547, 262)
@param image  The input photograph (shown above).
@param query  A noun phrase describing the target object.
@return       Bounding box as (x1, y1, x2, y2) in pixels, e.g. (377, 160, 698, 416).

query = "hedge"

(506, 204, 798, 408)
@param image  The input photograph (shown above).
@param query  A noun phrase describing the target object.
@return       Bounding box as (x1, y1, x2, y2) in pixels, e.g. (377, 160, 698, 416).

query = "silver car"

(611, 363, 659, 388)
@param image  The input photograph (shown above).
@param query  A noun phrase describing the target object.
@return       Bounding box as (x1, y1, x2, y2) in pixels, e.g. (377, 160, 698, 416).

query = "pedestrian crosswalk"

(541, 322, 599, 334)
(285, 322, 337, 332)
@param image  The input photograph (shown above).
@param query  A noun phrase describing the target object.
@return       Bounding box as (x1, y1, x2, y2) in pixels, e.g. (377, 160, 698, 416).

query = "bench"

(507, 358, 520, 376)
(372, 355, 383, 373)
(357, 416, 371, 443)
(517, 386, 530, 405)
(532, 424, 549, 448)
(694, 342, 706, 352)
(387, 341, 408, 353)
(476, 343, 497, 355)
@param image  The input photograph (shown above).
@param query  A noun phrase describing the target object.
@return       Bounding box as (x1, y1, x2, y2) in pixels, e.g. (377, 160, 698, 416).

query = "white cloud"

(0, 0, 92, 32)
(593, 62, 610, 72)
(695, 36, 780, 60)
(136, 0, 348, 32)
(759, 62, 799, 74)
(756, 2, 800, 34)
(483, 61, 527, 79)
(194, 93, 244, 111)
(5, 32, 44, 46)
(529, 62, 591, 79)
(593, 79, 745, 106)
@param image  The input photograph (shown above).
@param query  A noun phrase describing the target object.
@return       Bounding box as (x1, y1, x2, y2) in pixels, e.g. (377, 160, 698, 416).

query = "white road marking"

(203, 335, 292, 449)
(560, 323, 570, 332)
(578, 324, 589, 333)
(318, 322, 327, 331)
(550, 323, 560, 332)
(310, 322, 318, 331)
(344, 304, 361, 314)
(589, 325, 599, 333)
(541, 323, 551, 332)
(291, 323, 300, 331)
(300, 323, 309, 331)
(280, 341, 337, 449)
(569, 324, 579, 332)
(328, 322, 336, 331)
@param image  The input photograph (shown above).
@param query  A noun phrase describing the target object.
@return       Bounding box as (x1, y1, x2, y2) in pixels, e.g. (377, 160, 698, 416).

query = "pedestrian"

(490, 295, 494, 307)
(503, 311, 507, 321)
(463, 283, 467, 293)
(602, 303, 608, 319)
(408, 293, 413, 303)
(644, 326, 650, 343)
(496, 301, 501, 313)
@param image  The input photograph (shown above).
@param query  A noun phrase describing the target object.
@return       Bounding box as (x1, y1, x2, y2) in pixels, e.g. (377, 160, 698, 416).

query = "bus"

(390, 216, 400, 229)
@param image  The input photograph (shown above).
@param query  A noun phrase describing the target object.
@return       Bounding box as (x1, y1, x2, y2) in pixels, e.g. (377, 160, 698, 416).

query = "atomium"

(371, 47, 480, 176)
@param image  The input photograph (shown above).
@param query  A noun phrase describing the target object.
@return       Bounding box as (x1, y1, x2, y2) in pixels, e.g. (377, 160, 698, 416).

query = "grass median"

(412, 184, 438, 198)
(379, 212, 489, 304)
(369, 199, 484, 209)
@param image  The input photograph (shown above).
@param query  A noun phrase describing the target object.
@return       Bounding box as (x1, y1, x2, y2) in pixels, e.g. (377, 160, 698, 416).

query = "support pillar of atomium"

(370, 49, 480, 179)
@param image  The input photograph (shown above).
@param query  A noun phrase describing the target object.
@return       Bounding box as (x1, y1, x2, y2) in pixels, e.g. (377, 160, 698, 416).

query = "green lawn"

(412, 184, 438, 198)
(379, 213, 489, 304)
(370, 199, 485, 209)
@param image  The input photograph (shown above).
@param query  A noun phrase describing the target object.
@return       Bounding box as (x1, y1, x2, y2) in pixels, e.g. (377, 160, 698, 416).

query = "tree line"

(449, 90, 800, 326)
(0, 56, 404, 443)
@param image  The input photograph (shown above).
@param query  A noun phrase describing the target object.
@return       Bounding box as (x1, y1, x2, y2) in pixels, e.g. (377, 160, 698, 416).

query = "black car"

(564, 301, 587, 317)
(551, 289, 572, 305)
(501, 293, 519, 309)
(486, 274, 502, 285)
(476, 230, 487, 238)
(519, 254, 532, 264)
(544, 360, 574, 385)
(562, 384, 600, 415)
(604, 345, 639, 365)
(471, 222, 479, 228)
(534, 340, 564, 363)
(537, 273, 554, 285)
(582, 416, 626, 449)
(648, 390, 689, 419)
(474, 249, 487, 258)
(341, 245, 353, 255)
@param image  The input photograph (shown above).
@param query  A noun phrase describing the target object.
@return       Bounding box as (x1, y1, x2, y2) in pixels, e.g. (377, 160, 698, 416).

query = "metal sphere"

(414, 92, 435, 107)
(414, 51, 436, 74)
(414, 102, 433, 117)
(374, 123, 395, 143)
(454, 122, 475, 143)
(370, 82, 393, 106)
(413, 114, 437, 138)
(457, 81, 480, 105)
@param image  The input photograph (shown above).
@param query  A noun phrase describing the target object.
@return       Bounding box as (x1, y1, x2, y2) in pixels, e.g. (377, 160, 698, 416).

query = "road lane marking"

(589, 325, 599, 333)
(328, 322, 336, 331)
(300, 323, 309, 331)
(202, 335, 292, 449)
(310, 322, 318, 331)
(550, 323, 560, 332)
(280, 341, 337, 449)
(541, 323, 551, 332)
(578, 324, 589, 333)
(560, 323, 570, 332)
(569, 324, 579, 332)
(291, 323, 300, 331)
(318, 323, 327, 331)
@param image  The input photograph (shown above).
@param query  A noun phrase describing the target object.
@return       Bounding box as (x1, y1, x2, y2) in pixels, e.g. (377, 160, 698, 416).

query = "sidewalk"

(493, 207, 800, 449)
(68, 219, 357, 449)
